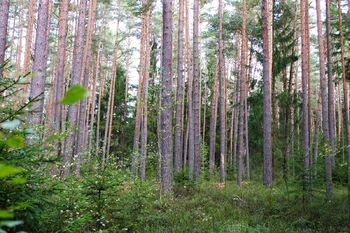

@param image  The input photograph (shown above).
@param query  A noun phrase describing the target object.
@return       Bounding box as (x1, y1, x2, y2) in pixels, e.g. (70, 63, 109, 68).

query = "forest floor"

(146, 178, 349, 233)
(28, 167, 350, 233)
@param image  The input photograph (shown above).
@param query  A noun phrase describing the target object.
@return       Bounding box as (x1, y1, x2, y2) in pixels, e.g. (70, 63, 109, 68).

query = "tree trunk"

(53, 0, 69, 157)
(75, 0, 97, 175)
(23, 0, 36, 99)
(174, 0, 185, 172)
(15, 0, 25, 79)
(95, 73, 106, 158)
(103, 21, 119, 162)
(245, 88, 250, 181)
(186, 0, 194, 179)
(326, 0, 334, 195)
(140, 9, 151, 180)
(209, 57, 219, 176)
(28, 0, 50, 126)
(301, 0, 310, 190)
(218, 0, 226, 183)
(193, 0, 201, 180)
(262, 0, 273, 187)
(160, 0, 173, 194)
(315, 0, 329, 182)
(0, 0, 10, 77)
(64, 0, 87, 176)
(131, 12, 148, 175)
(314, 94, 322, 162)
(337, 0, 350, 216)
(233, 39, 241, 174)
(238, 0, 247, 187)
(337, 84, 343, 142)
(88, 50, 99, 159)
(202, 77, 207, 142)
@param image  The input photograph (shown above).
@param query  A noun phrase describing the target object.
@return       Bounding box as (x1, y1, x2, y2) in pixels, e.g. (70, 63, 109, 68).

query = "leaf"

(46, 134, 61, 141)
(0, 164, 23, 178)
(0, 120, 20, 130)
(6, 135, 25, 148)
(9, 177, 27, 185)
(0, 211, 13, 219)
(61, 85, 90, 105)
(0, 220, 23, 228)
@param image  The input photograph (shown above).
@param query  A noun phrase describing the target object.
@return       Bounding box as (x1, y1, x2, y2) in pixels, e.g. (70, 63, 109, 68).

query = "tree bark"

(209, 57, 219, 176)
(174, 0, 185, 172)
(64, 0, 87, 176)
(301, 0, 310, 190)
(75, 0, 97, 175)
(186, 0, 194, 179)
(132, 14, 147, 175)
(315, 0, 330, 184)
(140, 9, 152, 180)
(262, 0, 273, 187)
(15, 0, 25, 79)
(326, 0, 334, 195)
(238, 0, 248, 187)
(23, 0, 36, 99)
(0, 0, 10, 77)
(160, 0, 173, 194)
(218, 0, 226, 183)
(103, 21, 119, 162)
(95, 73, 106, 158)
(28, 0, 50, 126)
(337, 0, 350, 216)
(53, 0, 69, 157)
(193, 0, 201, 180)
(87, 50, 100, 159)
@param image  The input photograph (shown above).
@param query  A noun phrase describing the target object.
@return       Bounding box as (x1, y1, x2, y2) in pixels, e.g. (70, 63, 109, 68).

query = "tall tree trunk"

(9, 6, 18, 62)
(15, 0, 25, 79)
(53, 0, 69, 157)
(209, 57, 219, 176)
(186, 0, 195, 179)
(64, 0, 87, 176)
(140, 9, 151, 180)
(315, 0, 329, 182)
(75, 0, 97, 175)
(28, 0, 50, 126)
(238, 0, 248, 187)
(160, 0, 173, 194)
(202, 77, 207, 142)
(337, 0, 350, 216)
(193, 0, 201, 180)
(233, 39, 241, 174)
(0, 0, 10, 77)
(95, 73, 106, 158)
(103, 21, 119, 162)
(262, 0, 273, 187)
(88, 50, 99, 158)
(245, 88, 250, 181)
(131, 7, 149, 176)
(305, 0, 312, 161)
(301, 0, 310, 190)
(218, 0, 226, 183)
(174, 0, 185, 172)
(314, 94, 322, 162)
(23, 0, 36, 99)
(337, 84, 343, 142)
(326, 0, 334, 195)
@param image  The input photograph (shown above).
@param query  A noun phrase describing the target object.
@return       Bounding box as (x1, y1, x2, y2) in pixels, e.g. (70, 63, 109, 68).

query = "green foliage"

(61, 85, 90, 105)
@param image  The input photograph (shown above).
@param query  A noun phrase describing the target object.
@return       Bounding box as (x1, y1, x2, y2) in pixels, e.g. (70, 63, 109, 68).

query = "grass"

(139, 179, 349, 233)
(17, 165, 350, 233)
